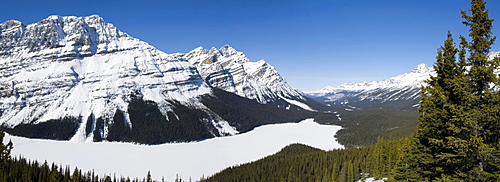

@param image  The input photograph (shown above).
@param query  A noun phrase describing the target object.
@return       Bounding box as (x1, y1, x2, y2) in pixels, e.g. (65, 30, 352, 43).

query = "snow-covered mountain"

(488, 51, 500, 60)
(306, 51, 500, 111)
(0, 15, 318, 144)
(304, 64, 436, 110)
(181, 45, 316, 111)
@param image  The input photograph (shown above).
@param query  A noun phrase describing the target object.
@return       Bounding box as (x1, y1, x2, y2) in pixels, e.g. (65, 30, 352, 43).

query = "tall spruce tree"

(461, 0, 499, 180)
(0, 130, 13, 173)
(462, 0, 497, 97)
(398, 32, 473, 181)
(392, 0, 499, 181)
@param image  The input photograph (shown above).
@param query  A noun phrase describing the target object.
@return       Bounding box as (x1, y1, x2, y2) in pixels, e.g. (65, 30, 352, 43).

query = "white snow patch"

(360, 177, 387, 182)
(4, 119, 342, 181)
(279, 96, 316, 111)
(210, 118, 239, 136)
(336, 113, 342, 121)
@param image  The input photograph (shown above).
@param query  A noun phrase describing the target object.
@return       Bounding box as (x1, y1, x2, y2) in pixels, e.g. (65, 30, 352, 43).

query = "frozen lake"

(4, 118, 343, 181)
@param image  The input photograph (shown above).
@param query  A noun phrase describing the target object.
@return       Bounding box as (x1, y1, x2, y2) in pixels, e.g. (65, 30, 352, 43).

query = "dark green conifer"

(392, 0, 499, 181)
(146, 171, 152, 182)
(461, 0, 496, 97)
(406, 31, 471, 181)
(460, 0, 499, 180)
(0, 130, 13, 173)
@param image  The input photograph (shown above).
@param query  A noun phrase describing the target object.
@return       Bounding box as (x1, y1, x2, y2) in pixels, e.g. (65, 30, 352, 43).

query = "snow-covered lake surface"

(4, 119, 343, 181)
(361, 177, 387, 182)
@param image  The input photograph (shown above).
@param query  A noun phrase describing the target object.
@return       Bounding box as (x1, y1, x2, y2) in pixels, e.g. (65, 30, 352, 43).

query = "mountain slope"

(182, 45, 323, 111)
(0, 15, 319, 144)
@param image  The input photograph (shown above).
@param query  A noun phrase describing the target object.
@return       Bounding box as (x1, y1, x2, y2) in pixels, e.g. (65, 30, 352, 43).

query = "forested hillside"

(202, 136, 406, 182)
(328, 109, 418, 147)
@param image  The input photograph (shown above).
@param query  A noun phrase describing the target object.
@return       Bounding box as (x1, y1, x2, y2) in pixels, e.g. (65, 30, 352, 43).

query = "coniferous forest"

(2, 0, 500, 181)
(204, 0, 500, 181)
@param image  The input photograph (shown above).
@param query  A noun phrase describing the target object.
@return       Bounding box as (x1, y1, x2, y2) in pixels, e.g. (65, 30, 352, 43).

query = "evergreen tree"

(461, 0, 497, 97)
(406, 30, 472, 181)
(392, 0, 499, 181)
(146, 171, 152, 182)
(0, 130, 13, 173)
(461, 0, 499, 180)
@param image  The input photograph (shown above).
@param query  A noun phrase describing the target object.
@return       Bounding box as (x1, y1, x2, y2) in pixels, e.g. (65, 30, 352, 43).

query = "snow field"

(4, 119, 343, 181)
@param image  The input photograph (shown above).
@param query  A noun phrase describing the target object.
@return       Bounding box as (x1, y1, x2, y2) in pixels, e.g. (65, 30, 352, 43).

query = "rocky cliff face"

(182, 45, 316, 111)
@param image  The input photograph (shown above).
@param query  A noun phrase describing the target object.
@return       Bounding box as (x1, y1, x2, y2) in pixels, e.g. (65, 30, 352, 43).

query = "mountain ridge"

(304, 63, 435, 110)
(181, 45, 315, 111)
(305, 51, 499, 111)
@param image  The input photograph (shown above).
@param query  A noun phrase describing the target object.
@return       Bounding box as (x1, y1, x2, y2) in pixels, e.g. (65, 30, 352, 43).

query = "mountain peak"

(0, 19, 24, 33)
(218, 45, 239, 56)
(0, 14, 135, 56)
(43, 14, 103, 22)
(193, 46, 205, 51)
(86, 14, 104, 19)
(411, 63, 432, 74)
(1, 19, 21, 24)
(221, 44, 233, 49)
(488, 51, 499, 60)
(83, 15, 107, 25)
(46, 15, 63, 20)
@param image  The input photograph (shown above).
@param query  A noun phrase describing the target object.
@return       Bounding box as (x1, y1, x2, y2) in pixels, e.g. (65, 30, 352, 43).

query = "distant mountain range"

(0, 15, 323, 144)
(305, 50, 500, 111)
(304, 64, 434, 111)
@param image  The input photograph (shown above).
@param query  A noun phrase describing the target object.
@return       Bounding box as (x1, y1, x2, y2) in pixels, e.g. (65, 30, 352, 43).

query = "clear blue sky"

(1, 0, 499, 91)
